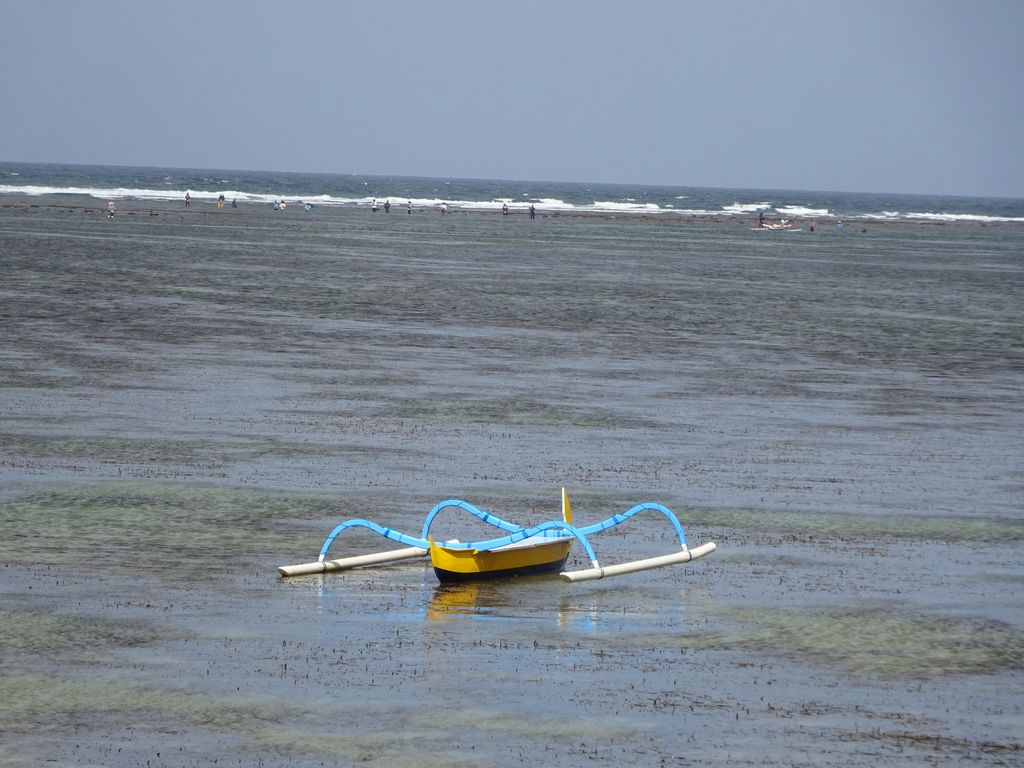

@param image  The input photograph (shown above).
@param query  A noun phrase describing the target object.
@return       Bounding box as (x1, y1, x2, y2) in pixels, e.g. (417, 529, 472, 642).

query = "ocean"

(1, 162, 1022, 766)
(3, 160, 1024, 222)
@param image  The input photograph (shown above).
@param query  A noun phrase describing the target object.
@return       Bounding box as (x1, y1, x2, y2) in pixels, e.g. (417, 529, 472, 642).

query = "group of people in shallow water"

(180, 192, 539, 219)
(438, 201, 536, 217)
(501, 202, 540, 218)
(370, 199, 417, 214)
(368, 199, 536, 217)
(183, 192, 236, 208)
(757, 208, 867, 233)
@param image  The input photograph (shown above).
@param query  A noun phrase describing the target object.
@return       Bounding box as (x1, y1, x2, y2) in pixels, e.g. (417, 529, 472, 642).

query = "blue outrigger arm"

(318, 518, 429, 559)
(419, 499, 525, 540)
(556, 500, 716, 582)
(277, 490, 716, 581)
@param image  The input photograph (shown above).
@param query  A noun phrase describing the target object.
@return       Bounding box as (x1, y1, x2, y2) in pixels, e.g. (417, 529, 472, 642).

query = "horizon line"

(1, 158, 1021, 202)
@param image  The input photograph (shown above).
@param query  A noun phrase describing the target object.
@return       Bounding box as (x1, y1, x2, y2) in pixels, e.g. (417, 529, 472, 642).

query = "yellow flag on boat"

(561, 487, 573, 525)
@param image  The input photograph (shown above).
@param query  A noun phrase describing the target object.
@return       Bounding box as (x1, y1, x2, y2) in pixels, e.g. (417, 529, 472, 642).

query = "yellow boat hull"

(429, 536, 573, 583)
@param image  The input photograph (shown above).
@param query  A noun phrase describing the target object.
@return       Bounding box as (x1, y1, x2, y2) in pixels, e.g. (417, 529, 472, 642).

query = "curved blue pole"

(318, 500, 529, 563)
(576, 502, 688, 548)
(319, 519, 428, 561)
(420, 499, 525, 540)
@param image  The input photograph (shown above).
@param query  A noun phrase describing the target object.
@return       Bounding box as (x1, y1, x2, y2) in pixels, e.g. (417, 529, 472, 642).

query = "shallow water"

(1, 199, 1022, 765)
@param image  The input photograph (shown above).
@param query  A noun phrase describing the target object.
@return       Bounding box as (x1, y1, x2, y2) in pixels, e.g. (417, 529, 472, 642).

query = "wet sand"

(1, 195, 1022, 766)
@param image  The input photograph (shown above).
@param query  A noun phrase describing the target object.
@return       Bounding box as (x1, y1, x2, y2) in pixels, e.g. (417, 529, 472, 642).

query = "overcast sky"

(4, 0, 1022, 197)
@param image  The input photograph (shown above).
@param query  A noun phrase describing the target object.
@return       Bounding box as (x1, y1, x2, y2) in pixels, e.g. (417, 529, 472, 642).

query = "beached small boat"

(278, 489, 716, 584)
(752, 218, 802, 231)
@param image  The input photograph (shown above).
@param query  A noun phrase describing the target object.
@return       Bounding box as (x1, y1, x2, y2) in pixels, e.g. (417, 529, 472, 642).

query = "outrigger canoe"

(278, 489, 716, 584)
(752, 218, 801, 231)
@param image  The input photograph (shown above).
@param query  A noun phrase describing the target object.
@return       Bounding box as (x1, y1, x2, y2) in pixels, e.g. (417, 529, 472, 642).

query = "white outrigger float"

(278, 489, 716, 584)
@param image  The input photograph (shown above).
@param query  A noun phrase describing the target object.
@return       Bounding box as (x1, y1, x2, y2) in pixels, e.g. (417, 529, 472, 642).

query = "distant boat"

(753, 218, 801, 231)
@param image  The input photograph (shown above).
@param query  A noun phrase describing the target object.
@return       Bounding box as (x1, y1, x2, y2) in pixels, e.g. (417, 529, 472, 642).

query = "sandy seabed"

(1, 195, 1022, 766)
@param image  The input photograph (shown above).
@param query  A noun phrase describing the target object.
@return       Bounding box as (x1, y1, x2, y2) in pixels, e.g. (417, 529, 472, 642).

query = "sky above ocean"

(2, 1, 1023, 198)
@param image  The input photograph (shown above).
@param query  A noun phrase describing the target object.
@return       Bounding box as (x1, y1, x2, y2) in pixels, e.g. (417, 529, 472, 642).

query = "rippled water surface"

(1, 198, 1022, 766)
